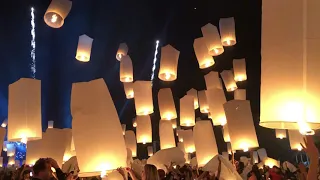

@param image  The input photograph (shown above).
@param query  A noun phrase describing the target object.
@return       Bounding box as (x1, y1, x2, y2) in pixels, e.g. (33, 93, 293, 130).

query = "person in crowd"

(247, 164, 262, 180)
(32, 158, 64, 180)
(118, 164, 160, 180)
(266, 166, 284, 180)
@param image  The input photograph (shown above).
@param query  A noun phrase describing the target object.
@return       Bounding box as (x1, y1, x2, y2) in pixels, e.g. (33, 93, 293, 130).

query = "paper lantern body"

(158, 45, 180, 81)
(201, 23, 224, 56)
(158, 88, 177, 120)
(204, 71, 222, 90)
(183, 130, 195, 153)
(257, 148, 268, 162)
(116, 43, 128, 61)
(8, 157, 15, 165)
(121, 124, 126, 135)
(8, 78, 42, 142)
(76, 35, 93, 62)
(147, 146, 153, 156)
(171, 119, 177, 129)
(133, 81, 154, 115)
(147, 147, 185, 171)
(71, 79, 127, 176)
(180, 95, 195, 127)
(159, 121, 176, 150)
(223, 125, 230, 142)
(264, 158, 280, 168)
(193, 37, 215, 69)
(120, 55, 133, 82)
(198, 90, 209, 113)
(233, 59, 247, 82)
(227, 142, 232, 154)
(223, 100, 259, 151)
(0, 157, 2, 167)
(252, 151, 259, 164)
(194, 121, 218, 167)
(220, 70, 237, 92)
(288, 130, 305, 151)
(177, 129, 185, 142)
(48, 121, 54, 129)
(187, 89, 199, 109)
(219, 17, 236, 46)
(205, 89, 227, 126)
(63, 130, 76, 162)
(6, 144, 16, 157)
(136, 115, 152, 144)
(3, 141, 7, 151)
(123, 82, 134, 99)
(275, 129, 287, 139)
(125, 131, 137, 157)
(1, 119, 7, 128)
(44, 0, 72, 28)
(132, 118, 137, 128)
(234, 89, 246, 100)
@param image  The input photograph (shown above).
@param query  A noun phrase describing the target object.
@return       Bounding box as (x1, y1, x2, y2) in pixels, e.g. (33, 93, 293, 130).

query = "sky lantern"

(233, 59, 247, 82)
(224, 100, 259, 152)
(234, 89, 246, 100)
(220, 70, 237, 92)
(116, 43, 128, 61)
(48, 121, 54, 129)
(193, 37, 215, 69)
(227, 142, 232, 154)
(124, 130, 137, 157)
(194, 121, 218, 167)
(121, 124, 126, 135)
(288, 130, 305, 151)
(44, 0, 72, 28)
(264, 158, 280, 168)
(252, 151, 259, 164)
(223, 125, 231, 142)
(132, 117, 137, 128)
(201, 23, 224, 56)
(8, 78, 42, 143)
(187, 88, 199, 109)
(123, 82, 134, 99)
(1, 119, 7, 128)
(133, 81, 154, 115)
(180, 95, 195, 127)
(159, 121, 176, 150)
(275, 129, 287, 139)
(204, 71, 222, 90)
(7, 144, 16, 157)
(0, 157, 2, 167)
(158, 45, 180, 81)
(2, 141, 7, 152)
(8, 157, 15, 166)
(198, 90, 209, 113)
(147, 146, 154, 156)
(183, 130, 195, 153)
(177, 129, 185, 142)
(136, 115, 152, 144)
(71, 78, 127, 176)
(75, 34, 93, 62)
(219, 17, 236, 46)
(205, 89, 227, 126)
(63, 130, 76, 162)
(120, 55, 133, 82)
(158, 88, 177, 120)
(171, 119, 177, 129)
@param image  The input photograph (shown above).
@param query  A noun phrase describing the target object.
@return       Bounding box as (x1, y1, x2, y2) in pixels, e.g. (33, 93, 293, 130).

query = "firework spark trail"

(30, 7, 36, 78)
(151, 40, 160, 85)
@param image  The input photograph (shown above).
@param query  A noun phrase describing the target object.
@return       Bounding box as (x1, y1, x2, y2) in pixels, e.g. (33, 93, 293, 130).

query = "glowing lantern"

(1, 119, 7, 128)
(183, 130, 195, 153)
(233, 59, 247, 82)
(198, 90, 209, 113)
(264, 158, 280, 168)
(136, 115, 152, 144)
(147, 146, 153, 156)
(8, 78, 42, 143)
(8, 157, 15, 166)
(177, 129, 185, 142)
(121, 124, 126, 135)
(48, 121, 54, 129)
(116, 43, 128, 61)
(171, 119, 177, 129)
(194, 121, 218, 167)
(223, 125, 230, 142)
(133, 81, 154, 115)
(2, 141, 7, 151)
(252, 151, 259, 164)
(71, 78, 127, 176)
(132, 118, 137, 128)
(220, 70, 237, 92)
(204, 71, 222, 90)
(288, 130, 305, 151)
(0, 128, 6, 151)
(158, 88, 177, 120)
(75, 35, 93, 62)
(177, 142, 189, 163)
(234, 89, 246, 100)
(193, 37, 215, 69)
(0, 157, 2, 167)
(44, 0, 72, 28)
(180, 95, 195, 127)
(257, 148, 268, 161)
(223, 100, 259, 151)
(6, 144, 15, 157)
(201, 23, 224, 56)
(63, 130, 76, 162)
(158, 45, 180, 81)
(205, 89, 227, 126)
(275, 129, 287, 139)
(187, 89, 199, 109)
(219, 17, 236, 46)
(227, 142, 232, 154)
(124, 130, 137, 157)
(120, 55, 133, 82)
(123, 82, 134, 99)
(159, 121, 176, 150)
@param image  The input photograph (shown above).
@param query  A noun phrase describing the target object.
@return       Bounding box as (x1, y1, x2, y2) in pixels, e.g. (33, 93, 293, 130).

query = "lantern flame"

(21, 136, 28, 144)
(297, 146, 302, 151)
(165, 72, 171, 80)
(100, 170, 107, 178)
(51, 14, 58, 23)
(298, 121, 315, 135)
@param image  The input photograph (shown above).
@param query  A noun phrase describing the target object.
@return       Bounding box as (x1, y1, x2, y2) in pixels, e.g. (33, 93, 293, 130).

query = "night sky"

(0, 0, 297, 161)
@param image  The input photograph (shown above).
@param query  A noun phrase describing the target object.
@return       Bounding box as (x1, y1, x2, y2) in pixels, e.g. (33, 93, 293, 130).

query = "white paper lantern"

(220, 70, 237, 92)
(176, 129, 185, 142)
(223, 100, 259, 151)
(125, 131, 137, 157)
(198, 90, 209, 113)
(257, 148, 268, 162)
(204, 71, 222, 90)
(183, 130, 195, 153)
(234, 89, 246, 100)
(252, 151, 259, 164)
(205, 89, 227, 126)
(158, 88, 177, 120)
(132, 118, 137, 128)
(223, 125, 230, 142)
(275, 129, 287, 139)
(227, 142, 232, 154)
(63, 130, 76, 162)
(123, 82, 134, 99)
(133, 81, 154, 115)
(2, 141, 7, 152)
(194, 121, 218, 167)
(180, 95, 195, 127)
(0, 157, 3, 167)
(264, 158, 280, 168)
(233, 59, 247, 82)
(44, 0, 72, 28)
(6, 144, 16, 157)
(158, 45, 180, 81)
(171, 119, 177, 129)
(147, 147, 185, 171)
(120, 55, 133, 82)
(8, 157, 15, 166)
(193, 37, 215, 69)
(8, 78, 42, 142)
(136, 115, 152, 144)
(48, 121, 54, 129)
(1, 119, 7, 128)
(116, 43, 128, 61)
(219, 17, 236, 46)
(147, 146, 153, 156)
(201, 23, 224, 56)
(159, 121, 176, 150)
(121, 124, 126, 135)
(75, 35, 93, 62)
(187, 89, 199, 109)
(288, 130, 305, 151)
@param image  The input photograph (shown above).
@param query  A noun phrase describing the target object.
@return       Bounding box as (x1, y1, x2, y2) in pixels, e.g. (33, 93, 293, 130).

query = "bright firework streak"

(30, 7, 36, 78)
(151, 40, 160, 85)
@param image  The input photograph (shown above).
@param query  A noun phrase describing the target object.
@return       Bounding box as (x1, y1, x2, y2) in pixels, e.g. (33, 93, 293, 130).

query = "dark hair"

(33, 158, 48, 175)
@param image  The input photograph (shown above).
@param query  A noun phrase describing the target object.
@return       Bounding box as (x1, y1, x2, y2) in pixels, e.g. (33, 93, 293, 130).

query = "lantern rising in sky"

(205, 89, 227, 126)
(233, 58, 247, 82)
(133, 81, 154, 115)
(136, 115, 152, 144)
(201, 23, 224, 56)
(116, 43, 128, 61)
(75, 35, 93, 62)
(120, 55, 133, 82)
(158, 88, 177, 120)
(44, 0, 72, 28)
(187, 88, 199, 109)
(159, 121, 176, 150)
(123, 82, 134, 99)
(198, 90, 209, 113)
(193, 37, 215, 69)
(220, 70, 237, 92)
(158, 45, 180, 81)
(275, 129, 287, 139)
(219, 17, 236, 46)
(180, 95, 195, 127)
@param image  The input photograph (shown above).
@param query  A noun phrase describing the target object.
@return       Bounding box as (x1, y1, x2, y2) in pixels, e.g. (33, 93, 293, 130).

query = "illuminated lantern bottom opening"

(209, 47, 224, 56)
(199, 60, 215, 69)
(159, 72, 176, 81)
(44, 12, 64, 28)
